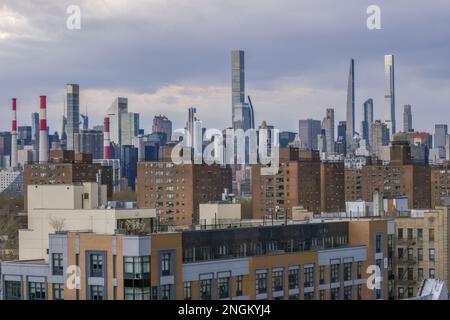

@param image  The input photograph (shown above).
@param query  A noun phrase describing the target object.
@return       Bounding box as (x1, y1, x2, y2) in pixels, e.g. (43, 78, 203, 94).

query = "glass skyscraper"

(384, 54, 396, 135)
(66, 84, 80, 150)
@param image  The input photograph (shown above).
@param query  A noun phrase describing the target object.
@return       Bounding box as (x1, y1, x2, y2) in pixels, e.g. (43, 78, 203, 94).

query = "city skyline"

(1, 1, 450, 137)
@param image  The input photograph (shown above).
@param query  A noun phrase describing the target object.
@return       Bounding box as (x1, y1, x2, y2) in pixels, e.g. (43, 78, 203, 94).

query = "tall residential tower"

(346, 59, 355, 152)
(384, 55, 396, 135)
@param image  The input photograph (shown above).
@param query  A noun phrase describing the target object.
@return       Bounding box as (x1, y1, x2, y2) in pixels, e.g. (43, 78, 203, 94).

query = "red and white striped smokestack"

(10, 98, 18, 168)
(103, 117, 111, 159)
(39, 96, 49, 163)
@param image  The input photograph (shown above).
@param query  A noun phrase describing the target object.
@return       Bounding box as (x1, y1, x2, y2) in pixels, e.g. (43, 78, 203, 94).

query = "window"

(407, 248, 413, 260)
(161, 253, 171, 276)
(417, 248, 423, 261)
(429, 248, 435, 261)
(397, 228, 403, 240)
(344, 286, 352, 300)
(304, 267, 314, 288)
(28, 282, 46, 300)
(429, 228, 435, 241)
(4, 281, 21, 300)
(218, 277, 230, 299)
(417, 229, 423, 241)
(161, 284, 171, 300)
(124, 256, 150, 279)
(288, 269, 299, 289)
(272, 270, 284, 293)
(90, 254, 104, 277)
(357, 285, 362, 300)
(200, 279, 212, 300)
(376, 234, 382, 253)
(398, 248, 404, 259)
(407, 228, 413, 241)
(236, 276, 243, 296)
(407, 268, 414, 281)
(398, 268, 404, 279)
(53, 283, 64, 300)
(357, 262, 362, 279)
(429, 268, 435, 279)
(256, 272, 267, 294)
(124, 287, 150, 300)
(398, 287, 405, 299)
(418, 268, 424, 280)
(319, 290, 326, 300)
(90, 285, 104, 300)
(331, 264, 340, 283)
(319, 266, 325, 284)
(304, 292, 314, 300)
(331, 288, 340, 300)
(344, 262, 352, 281)
(184, 282, 192, 300)
(52, 253, 63, 275)
(408, 287, 414, 298)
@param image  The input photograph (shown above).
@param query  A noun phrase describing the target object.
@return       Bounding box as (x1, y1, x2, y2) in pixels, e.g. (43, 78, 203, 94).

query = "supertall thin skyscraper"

(231, 50, 254, 131)
(346, 59, 355, 152)
(384, 54, 396, 135)
(66, 84, 80, 150)
(361, 99, 374, 145)
(322, 108, 335, 153)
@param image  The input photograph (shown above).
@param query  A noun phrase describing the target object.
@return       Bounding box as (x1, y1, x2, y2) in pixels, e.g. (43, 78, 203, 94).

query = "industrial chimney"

(39, 96, 49, 163)
(103, 117, 111, 159)
(10, 98, 18, 168)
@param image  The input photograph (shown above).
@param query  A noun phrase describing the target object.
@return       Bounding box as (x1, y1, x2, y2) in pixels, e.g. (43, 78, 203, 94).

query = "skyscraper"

(66, 84, 80, 150)
(231, 50, 254, 131)
(346, 58, 355, 152)
(336, 121, 347, 155)
(106, 97, 128, 145)
(384, 54, 396, 135)
(152, 115, 172, 142)
(434, 124, 448, 149)
(322, 108, 335, 153)
(298, 119, 322, 150)
(121, 112, 140, 146)
(403, 104, 412, 132)
(371, 120, 390, 159)
(361, 99, 374, 145)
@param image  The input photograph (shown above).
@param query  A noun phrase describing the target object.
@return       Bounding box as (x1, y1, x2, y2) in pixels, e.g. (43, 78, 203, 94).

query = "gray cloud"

(1, 0, 450, 134)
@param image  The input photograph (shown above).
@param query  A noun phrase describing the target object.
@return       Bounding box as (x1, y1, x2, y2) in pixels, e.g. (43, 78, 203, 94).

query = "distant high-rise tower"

(322, 108, 335, 153)
(361, 99, 374, 145)
(231, 50, 254, 131)
(346, 59, 355, 152)
(384, 54, 396, 135)
(434, 124, 448, 149)
(403, 104, 412, 133)
(371, 120, 389, 159)
(106, 97, 128, 145)
(298, 119, 322, 150)
(66, 84, 80, 150)
(152, 115, 172, 142)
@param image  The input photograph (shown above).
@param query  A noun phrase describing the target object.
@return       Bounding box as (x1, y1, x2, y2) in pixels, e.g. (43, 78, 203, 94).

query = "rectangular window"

(417, 248, 423, 261)
(408, 287, 414, 298)
(304, 292, 314, 300)
(5, 281, 21, 300)
(28, 282, 46, 300)
(418, 268, 424, 280)
(331, 264, 340, 283)
(288, 269, 299, 290)
(90, 254, 104, 277)
(398, 287, 405, 299)
(417, 229, 423, 241)
(52, 253, 63, 276)
(397, 228, 403, 240)
(304, 267, 314, 288)
(398, 268, 404, 279)
(429, 268, 435, 279)
(272, 270, 284, 293)
(357, 262, 362, 279)
(407, 248, 413, 260)
(218, 277, 230, 299)
(331, 287, 339, 300)
(398, 248, 404, 259)
(256, 272, 267, 294)
(429, 229, 435, 241)
(200, 279, 212, 300)
(344, 262, 352, 281)
(161, 284, 171, 300)
(53, 283, 64, 300)
(429, 248, 435, 261)
(124, 256, 150, 279)
(319, 266, 325, 284)
(344, 286, 352, 300)
(407, 268, 414, 281)
(90, 285, 104, 300)
(184, 282, 192, 300)
(376, 234, 382, 253)
(407, 228, 413, 241)
(357, 285, 362, 300)
(161, 253, 171, 276)
(236, 276, 243, 296)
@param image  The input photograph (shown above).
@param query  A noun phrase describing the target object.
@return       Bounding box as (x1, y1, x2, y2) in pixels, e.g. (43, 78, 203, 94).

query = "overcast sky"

(1, 0, 450, 135)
